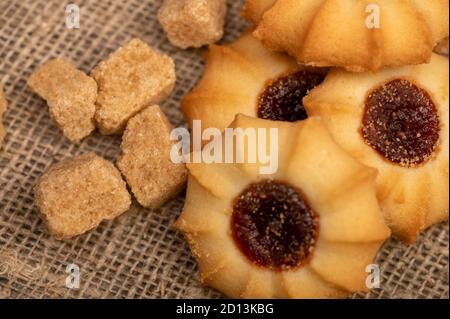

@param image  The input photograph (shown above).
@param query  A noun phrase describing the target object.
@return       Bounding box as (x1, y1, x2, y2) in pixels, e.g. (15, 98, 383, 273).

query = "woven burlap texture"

(0, 0, 448, 299)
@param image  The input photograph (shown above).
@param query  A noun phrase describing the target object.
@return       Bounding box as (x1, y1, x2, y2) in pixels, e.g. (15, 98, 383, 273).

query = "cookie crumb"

(91, 39, 176, 135)
(27, 59, 97, 143)
(158, 0, 227, 49)
(35, 153, 131, 239)
(118, 105, 187, 209)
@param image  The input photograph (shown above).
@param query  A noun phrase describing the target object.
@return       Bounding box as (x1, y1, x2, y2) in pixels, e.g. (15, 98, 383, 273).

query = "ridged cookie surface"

(244, 0, 449, 72)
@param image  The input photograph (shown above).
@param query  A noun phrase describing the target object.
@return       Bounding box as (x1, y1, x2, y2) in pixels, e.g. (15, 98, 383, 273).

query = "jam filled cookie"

(182, 32, 327, 132)
(176, 115, 390, 298)
(243, 0, 449, 72)
(304, 53, 449, 243)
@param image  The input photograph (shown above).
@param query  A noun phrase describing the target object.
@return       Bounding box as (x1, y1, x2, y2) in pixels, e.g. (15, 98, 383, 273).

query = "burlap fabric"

(0, 0, 448, 299)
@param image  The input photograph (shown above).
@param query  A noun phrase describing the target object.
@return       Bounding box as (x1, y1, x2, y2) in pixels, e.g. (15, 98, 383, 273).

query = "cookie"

(244, 0, 449, 72)
(241, 0, 276, 24)
(176, 115, 390, 298)
(182, 31, 327, 133)
(304, 53, 449, 243)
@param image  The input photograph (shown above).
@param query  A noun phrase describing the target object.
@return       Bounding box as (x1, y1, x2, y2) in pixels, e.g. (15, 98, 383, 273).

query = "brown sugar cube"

(158, 0, 227, 49)
(35, 153, 131, 240)
(27, 59, 97, 143)
(0, 85, 6, 147)
(91, 39, 176, 135)
(117, 105, 187, 208)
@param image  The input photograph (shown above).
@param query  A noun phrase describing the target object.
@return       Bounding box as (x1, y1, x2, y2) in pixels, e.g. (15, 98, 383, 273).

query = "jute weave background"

(0, 0, 448, 299)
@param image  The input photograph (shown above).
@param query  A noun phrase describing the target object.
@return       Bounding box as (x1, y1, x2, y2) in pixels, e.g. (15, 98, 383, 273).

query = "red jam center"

(257, 70, 326, 122)
(231, 180, 318, 270)
(362, 79, 440, 167)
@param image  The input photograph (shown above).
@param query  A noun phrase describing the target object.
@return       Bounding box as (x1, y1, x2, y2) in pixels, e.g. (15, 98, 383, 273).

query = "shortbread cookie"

(0, 85, 6, 147)
(28, 59, 97, 143)
(304, 53, 449, 243)
(244, 0, 449, 72)
(117, 106, 187, 209)
(35, 153, 131, 239)
(158, 0, 227, 49)
(241, 0, 276, 24)
(91, 39, 176, 135)
(176, 115, 390, 298)
(182, 32, 327, 132)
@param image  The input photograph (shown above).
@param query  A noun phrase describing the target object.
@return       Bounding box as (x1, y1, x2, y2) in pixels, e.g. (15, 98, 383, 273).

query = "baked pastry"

(176, 115, 390, 298)
(0, 85, 6, 147)
(182, 32, 327, 132)
(241, 0, 276, 24)
(304, 53, 449, 243)
(243, 0, 449, 72)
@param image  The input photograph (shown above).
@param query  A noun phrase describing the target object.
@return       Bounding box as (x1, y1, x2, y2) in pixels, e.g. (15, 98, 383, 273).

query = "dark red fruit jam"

(257, 70, 326, 122)
(231, 180, 318, 270)
(362, 79, 440, 167)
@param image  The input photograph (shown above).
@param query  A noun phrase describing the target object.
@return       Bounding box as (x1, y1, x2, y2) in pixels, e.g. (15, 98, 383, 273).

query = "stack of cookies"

(178, 0, 449, 298)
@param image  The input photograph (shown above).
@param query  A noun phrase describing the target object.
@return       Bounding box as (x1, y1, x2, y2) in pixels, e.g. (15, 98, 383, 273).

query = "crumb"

(158, 0, 227, 49)
(91, 39, 176, 135)
(118, 105, 187, 208)
(27, 58, 97, 143)
(35, 153, 131, 239)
